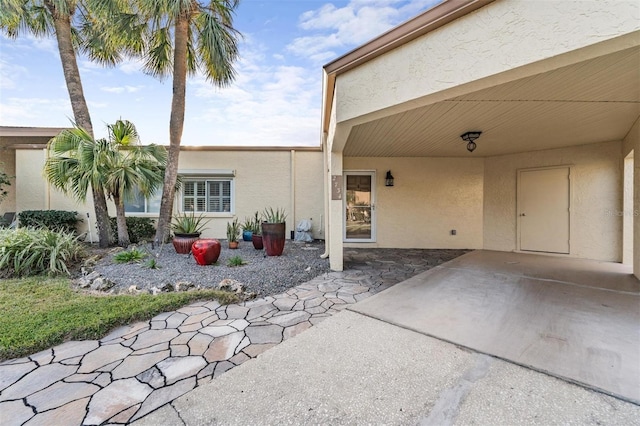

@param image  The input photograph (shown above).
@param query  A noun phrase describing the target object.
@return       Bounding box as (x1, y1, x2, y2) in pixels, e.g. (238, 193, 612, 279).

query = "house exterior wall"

(483, 141, 623, 262)
(334, 0, 639, 124)
(12, 148, 324, 242)
(625, 118, 640, 278)
(0, 141, 16, 213)
(294, 151, 325, 238)
(343, 157, 484, 249)
(176, 150, 324, 240)
(15, 149, 46, 212)
(15, 148, 97, 237)
(623, 154, 634, 265)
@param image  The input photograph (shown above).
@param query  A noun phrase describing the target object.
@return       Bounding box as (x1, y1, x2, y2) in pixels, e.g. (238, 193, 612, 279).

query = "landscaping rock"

(89, 241, 331, 297)
(175, 281, 194, 292)
(91, 277, 115, 292)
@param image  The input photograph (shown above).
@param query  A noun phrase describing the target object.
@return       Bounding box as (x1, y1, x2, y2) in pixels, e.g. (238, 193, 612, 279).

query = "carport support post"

(634, 138, 640, 280)
(329, 151, 344, 271)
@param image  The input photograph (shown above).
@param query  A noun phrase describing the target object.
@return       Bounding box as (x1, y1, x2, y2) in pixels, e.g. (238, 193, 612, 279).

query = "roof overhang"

(0, 126, 68, 138)
(322, 0, 495, 134)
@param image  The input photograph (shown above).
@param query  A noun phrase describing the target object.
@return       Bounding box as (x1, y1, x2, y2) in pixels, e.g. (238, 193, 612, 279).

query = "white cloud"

(183, 38, 321, 147)
(100, 85, 144, 94)
(118, 57, 146, 75)
(288, 0, 442, 64)
(0, 60, 28, 90)
(0, 97, 72, 126)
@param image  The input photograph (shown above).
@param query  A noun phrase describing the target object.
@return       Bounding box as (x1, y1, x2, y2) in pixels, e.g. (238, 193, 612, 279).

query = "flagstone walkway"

(0, 249, 467, 426)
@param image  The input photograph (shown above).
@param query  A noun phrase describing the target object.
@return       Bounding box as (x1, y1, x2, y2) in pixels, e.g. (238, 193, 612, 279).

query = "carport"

(351, 250, 640, 404)
(320, 0, 640, 278)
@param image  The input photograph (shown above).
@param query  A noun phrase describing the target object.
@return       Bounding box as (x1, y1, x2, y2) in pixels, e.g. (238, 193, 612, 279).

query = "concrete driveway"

(134, 250, 640, 425)
(352, 250, 640, 404)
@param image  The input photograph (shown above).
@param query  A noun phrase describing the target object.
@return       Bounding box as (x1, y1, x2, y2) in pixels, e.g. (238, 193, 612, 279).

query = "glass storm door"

(344, 172, 375, 242)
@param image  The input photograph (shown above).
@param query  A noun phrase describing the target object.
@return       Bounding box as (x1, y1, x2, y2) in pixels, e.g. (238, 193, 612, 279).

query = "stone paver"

(0, 248, 467, 426)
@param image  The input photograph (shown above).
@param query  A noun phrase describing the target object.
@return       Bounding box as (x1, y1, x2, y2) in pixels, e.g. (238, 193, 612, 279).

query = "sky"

(0, 0, 441, 147)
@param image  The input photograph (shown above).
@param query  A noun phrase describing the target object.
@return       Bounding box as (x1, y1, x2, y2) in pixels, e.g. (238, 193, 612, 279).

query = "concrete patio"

(352, 250, 640, 405)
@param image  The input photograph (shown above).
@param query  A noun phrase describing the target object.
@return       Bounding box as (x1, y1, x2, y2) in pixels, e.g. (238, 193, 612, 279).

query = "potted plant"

(250, 211, 263, 250)
(226, 218, 240, 249)
(241, 217, 254, 242)
(261, 207, 287, 256)
(171, 212, 209, 254)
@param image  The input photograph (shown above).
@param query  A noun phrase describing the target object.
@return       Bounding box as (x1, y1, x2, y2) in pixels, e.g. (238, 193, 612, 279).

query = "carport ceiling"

(344, 46, 640, 157)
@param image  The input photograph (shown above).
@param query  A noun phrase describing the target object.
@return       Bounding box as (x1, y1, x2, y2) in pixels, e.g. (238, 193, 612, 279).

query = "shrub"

(109, 217, 156, 244)
(113, 248, 147, 264)
(18, 210, 81, 234)
(0, 228, 84, 277)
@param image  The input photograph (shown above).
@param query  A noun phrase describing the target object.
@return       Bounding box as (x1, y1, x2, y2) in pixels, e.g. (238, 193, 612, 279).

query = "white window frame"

(180, 177, 235, 216)
(124, 187, 162, 216)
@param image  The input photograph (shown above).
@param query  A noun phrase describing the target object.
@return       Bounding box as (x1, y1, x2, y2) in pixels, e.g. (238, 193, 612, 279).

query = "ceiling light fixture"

(460, 131, 482, 153)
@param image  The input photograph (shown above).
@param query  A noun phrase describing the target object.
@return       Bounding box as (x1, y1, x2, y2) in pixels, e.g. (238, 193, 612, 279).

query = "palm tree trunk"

(49, 3, 112, 248)
(154, 14, 189, 245)
(113, 194, 130, 247)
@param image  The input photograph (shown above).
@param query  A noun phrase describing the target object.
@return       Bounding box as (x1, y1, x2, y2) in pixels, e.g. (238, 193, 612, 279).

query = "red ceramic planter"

(191, 239, 221, 265)
(262, 222, 285, 256)
(252, 234, 264, 250)
(172, 233, 200, 254)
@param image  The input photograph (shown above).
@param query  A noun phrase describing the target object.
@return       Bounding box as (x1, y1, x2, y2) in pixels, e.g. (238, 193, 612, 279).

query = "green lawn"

(0, 277, 238, 361)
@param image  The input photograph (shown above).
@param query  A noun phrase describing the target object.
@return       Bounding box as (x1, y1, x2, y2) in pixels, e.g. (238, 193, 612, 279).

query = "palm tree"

(44, 120, 167, 247)
(0, 0, 142, 247)
(128, 0, 241, 244)
(103, 120, 167, 246)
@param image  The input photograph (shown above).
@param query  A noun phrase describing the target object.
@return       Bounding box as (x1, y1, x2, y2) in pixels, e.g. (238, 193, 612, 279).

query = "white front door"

(518, 167, 570, 254)
(344, 171, 375, 242)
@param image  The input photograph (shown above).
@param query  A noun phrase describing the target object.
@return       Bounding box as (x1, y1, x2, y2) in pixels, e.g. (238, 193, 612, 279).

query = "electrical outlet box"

(451, 229, 457, 236)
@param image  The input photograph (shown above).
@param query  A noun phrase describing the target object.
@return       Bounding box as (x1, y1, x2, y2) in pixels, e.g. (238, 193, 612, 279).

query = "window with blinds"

(183, 179, 232, 213)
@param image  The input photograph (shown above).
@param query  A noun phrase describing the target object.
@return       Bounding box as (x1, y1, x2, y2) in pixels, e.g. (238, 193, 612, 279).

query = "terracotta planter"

(252, 234, 263, 250)
(172, 233, 201, 254)
(261, 222, 285, 256)
(228, 241, 239, 249)
(192, 239, 221, 265)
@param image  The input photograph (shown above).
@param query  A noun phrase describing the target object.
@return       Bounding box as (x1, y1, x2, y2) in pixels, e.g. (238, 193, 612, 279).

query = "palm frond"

(195, 6, 240, 86)
(142, 24, 173, 79)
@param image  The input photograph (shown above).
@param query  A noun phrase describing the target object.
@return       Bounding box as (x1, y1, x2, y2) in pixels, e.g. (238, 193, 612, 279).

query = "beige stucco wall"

(625, 119, 640, 277)
(15, 149, 46, 212)
(15, 148, 97, 238)
(623, 154, 634, 265)
(176, 150, 324, 240)
(335, 0, 639, 124)
(483, 141, 623, 262)
(293, 151, 325, 238)
(343, 157, 484, 249)
(13, 148, 324, 242)
(0, 143, 16, 213)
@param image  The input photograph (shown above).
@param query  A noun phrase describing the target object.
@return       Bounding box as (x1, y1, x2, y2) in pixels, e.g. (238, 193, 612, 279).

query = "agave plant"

(262, 207, 287, 224)
(226, 218, 240, 242)
(171, 212, 209, 235)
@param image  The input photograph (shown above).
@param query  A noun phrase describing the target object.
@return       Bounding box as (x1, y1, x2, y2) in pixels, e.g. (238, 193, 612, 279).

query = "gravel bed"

(91, 240, 330, 297)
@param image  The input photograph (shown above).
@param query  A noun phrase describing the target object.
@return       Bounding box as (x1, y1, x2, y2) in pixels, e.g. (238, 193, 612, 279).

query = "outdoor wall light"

(385, 170, 395, 187)
(460, 131, 482, 152)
